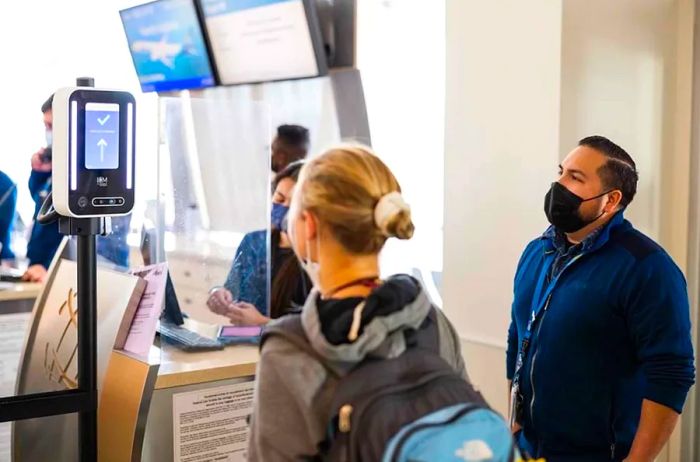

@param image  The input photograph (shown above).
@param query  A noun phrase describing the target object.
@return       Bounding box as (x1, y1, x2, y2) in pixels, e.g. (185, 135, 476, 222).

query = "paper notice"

(124, 263, 168, 357)
(173, 381, 254, 462)
(0, 312, 31, 461)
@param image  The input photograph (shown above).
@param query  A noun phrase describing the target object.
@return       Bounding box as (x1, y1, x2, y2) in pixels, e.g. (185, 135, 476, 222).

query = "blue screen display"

(85, 103, 120, 170)
(120, 0, 215, 93)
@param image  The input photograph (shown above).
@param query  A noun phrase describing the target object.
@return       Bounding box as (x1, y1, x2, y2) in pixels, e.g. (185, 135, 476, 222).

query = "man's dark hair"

(41, 94, 54, 114)
(579, 135, 639, 208)
(277, 124, 309, 150)
(272, 159, 304, 191)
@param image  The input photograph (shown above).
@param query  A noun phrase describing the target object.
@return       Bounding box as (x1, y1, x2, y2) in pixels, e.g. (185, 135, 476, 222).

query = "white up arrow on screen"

(97, 139, 107, 162)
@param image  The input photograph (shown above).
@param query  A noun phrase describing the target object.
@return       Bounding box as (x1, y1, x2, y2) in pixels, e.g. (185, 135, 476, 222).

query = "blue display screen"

(120, 0, 215, 93)
(85, 103, 120, 170)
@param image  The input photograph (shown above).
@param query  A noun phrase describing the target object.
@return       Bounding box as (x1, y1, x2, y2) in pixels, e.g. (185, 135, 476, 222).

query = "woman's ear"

(303, 210, 318, 241)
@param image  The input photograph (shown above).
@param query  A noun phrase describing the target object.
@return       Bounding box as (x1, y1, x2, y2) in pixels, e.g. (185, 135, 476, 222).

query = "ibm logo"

(97, 177, 108, 187)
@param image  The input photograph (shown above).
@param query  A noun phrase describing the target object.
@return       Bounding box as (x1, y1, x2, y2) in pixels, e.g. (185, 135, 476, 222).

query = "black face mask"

(544, 182, 611, 233)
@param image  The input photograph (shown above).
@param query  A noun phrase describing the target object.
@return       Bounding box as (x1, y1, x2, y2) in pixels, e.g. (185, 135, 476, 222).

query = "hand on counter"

(22, 264, 47, 283)
(226, 301, 270, 327)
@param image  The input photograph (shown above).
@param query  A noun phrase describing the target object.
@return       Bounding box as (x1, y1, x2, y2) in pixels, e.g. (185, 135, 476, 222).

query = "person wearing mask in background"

(24, 94, 131, 282)
(0, 170, 17, 262)
(271, 124, 309, 173)
(207, 161, 310, 326)
(248, 146, 467, 460)
(507, 136, 695, 461)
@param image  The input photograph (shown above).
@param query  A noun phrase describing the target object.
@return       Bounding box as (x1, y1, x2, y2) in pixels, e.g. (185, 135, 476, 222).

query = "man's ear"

(607, 190, 623, 212)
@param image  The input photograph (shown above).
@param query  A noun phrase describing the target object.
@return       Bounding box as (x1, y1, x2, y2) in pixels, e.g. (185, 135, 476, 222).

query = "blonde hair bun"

(297, 144, 414, 254)
(374, 192, 415, 240)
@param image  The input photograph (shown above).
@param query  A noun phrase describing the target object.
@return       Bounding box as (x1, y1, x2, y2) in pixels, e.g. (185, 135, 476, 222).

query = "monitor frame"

(195, 0, 329, 86)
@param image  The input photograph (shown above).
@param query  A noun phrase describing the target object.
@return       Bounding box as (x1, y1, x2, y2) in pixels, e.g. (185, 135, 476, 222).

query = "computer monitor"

(198, 0, 328, 85)
(162, 272, 186, 325)
(120, 0, 216, 93)
(140, 225, 184, 325)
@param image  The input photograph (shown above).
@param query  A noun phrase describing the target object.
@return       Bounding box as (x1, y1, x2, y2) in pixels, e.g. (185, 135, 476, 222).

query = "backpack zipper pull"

(339, 404, 353, 433)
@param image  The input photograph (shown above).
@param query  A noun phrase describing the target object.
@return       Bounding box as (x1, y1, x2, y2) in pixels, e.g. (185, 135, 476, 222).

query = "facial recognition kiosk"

(6, 79, 137, 462)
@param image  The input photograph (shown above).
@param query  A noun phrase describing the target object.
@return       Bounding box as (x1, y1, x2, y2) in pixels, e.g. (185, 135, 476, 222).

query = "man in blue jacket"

(507, 136, 695, 462)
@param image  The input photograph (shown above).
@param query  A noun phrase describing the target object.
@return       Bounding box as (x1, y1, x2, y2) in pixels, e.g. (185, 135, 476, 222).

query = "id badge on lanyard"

(508, 251, 583, 428)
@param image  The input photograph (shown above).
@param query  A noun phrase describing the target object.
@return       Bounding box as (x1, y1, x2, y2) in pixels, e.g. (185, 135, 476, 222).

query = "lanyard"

(511, 250, 585, 388)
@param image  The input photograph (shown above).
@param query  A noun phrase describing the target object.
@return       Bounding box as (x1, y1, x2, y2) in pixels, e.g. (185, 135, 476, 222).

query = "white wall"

(559, 0, 694, 270)
(443, 0, 563, 414)
(356, 0, 445, 278)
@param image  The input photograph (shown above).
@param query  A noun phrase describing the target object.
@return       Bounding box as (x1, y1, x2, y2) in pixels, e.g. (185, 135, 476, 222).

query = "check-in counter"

(99, 318, 259, 462)
(0, 282, 42, 315)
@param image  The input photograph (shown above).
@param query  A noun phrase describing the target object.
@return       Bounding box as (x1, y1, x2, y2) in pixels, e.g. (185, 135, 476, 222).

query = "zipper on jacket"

(528, 252, 586, 428)
(528, 294, 551, 428)
(609, 397, 617, 460)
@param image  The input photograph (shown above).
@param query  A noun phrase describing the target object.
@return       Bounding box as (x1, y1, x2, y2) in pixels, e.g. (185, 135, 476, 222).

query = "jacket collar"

(541, 210, 628, 254)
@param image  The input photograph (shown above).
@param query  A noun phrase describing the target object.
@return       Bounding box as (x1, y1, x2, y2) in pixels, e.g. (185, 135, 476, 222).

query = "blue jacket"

(0, 170, 17, 260)
(27, 170, 130, 268)
(507, 211, 695, 461)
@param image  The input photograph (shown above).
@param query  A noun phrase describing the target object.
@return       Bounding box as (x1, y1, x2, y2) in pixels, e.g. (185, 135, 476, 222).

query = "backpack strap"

(403, 306, 440, 353)
(260, 314, 336, 375)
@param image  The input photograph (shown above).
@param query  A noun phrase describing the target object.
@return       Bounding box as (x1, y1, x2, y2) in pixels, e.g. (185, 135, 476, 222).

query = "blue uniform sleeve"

(624, 253, 695, 414)
(223, 240, 246, 300)
(0, 184, 17, 260)
(223, 231, 268, 314)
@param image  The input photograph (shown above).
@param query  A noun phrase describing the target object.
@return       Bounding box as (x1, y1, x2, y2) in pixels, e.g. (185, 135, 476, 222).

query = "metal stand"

(58, 217, 106, 462)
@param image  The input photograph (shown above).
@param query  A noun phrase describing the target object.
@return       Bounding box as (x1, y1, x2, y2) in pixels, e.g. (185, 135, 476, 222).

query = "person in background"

(507, 136, 695, 461)
(207, 161, 310, 326)
(0, 170, 17, 261)
(271, 124, 310, 173)
(23, 94, 131, 282)
(248, 146, 467, 460)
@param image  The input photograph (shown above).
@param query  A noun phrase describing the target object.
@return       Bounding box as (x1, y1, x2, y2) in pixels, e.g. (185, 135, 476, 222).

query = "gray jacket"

(247, 285, 468, 461)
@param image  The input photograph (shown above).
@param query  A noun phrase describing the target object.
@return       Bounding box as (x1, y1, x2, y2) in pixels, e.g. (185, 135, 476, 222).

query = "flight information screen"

(201, 0, 322, 85)
(120, 0, 215, 92)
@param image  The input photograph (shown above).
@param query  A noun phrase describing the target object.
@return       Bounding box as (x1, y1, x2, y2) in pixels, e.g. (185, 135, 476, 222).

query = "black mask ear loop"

(582, 189, 615, 223)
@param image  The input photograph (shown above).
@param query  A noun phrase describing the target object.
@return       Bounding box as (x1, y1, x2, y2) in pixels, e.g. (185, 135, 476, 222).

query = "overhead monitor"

(199, 0, 328, 85)
(120, 0, 216, 93)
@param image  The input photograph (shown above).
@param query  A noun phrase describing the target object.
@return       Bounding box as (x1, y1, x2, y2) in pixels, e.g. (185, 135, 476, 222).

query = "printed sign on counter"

(124, 262, 168, 357)
(173, 381, 254, 462)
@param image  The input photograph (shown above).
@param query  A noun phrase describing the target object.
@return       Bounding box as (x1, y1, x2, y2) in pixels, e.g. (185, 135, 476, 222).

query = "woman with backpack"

(248, 146, 515, 461)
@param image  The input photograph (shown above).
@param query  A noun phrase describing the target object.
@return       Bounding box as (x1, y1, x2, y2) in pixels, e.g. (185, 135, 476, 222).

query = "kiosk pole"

(74, 75, 99, 462)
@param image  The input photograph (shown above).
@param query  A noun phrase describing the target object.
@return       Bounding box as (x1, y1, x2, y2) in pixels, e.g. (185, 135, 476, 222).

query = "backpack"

(261, 308, 520, 462)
